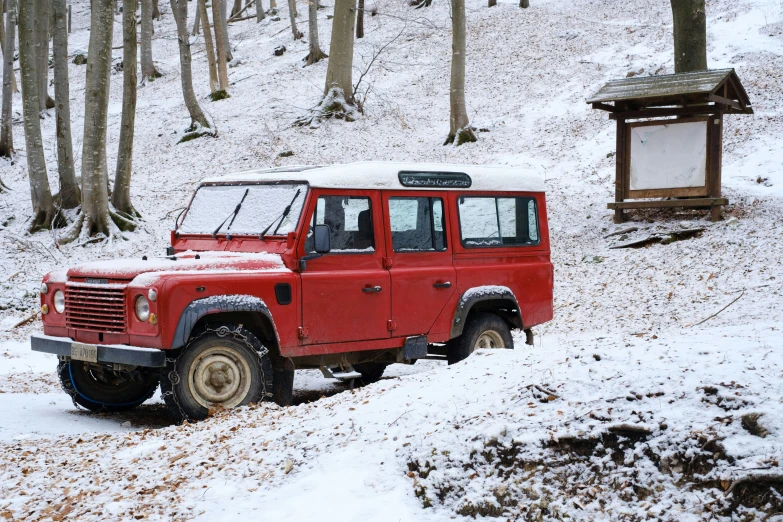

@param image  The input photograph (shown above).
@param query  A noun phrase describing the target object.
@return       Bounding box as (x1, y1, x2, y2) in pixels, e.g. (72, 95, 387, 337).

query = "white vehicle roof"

(200, 162, 545, 193)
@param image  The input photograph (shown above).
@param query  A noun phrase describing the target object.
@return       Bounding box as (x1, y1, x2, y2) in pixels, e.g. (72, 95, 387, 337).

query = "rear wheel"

(353, 362, 387, 384)
(58, 360, 159, 412)
(161, 324, 272, 423)
(447, 312, 513, 365)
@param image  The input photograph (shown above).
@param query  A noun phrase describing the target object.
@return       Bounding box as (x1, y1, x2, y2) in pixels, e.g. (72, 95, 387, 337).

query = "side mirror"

(314, 224, 331, 253)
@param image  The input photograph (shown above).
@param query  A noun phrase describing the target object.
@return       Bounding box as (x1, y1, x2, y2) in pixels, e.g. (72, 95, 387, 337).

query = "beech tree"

(0, 0, 17, 158)
(356, 0, 364, 38)
(61, 0, 118, 242)
(199, 0, 219, 94)
(303, 0, 326, 65)
(671, 0, 707, 73)
(0, 0, 19, 96)
(257, 0, 266, 22)
(231, 0, 243, 16)
(112, 0, 140, 223)
(212, 0, 231, 96)
(18, 0, 58, 230)
(321, 0, 357, 116)
(218, 0, 233, 61)
(35, 0, 55, 110)
(288, 0, 303, 40)
(52, 0, 80, 209)
(141, 0, 161, 80)
(444, 0, 476, 145)
(170, 0, 211, 131)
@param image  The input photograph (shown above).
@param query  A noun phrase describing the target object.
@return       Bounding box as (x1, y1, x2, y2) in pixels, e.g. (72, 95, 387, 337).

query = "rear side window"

(305, 196, 375, 253)
(388, 197, 446, 252)
(458, 196, 539, 248)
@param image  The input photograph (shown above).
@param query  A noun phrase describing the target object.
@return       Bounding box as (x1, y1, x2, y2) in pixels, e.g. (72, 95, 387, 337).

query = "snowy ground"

(0, 0, 782, 518)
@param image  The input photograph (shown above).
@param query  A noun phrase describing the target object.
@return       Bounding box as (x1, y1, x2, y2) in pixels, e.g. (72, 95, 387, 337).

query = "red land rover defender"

(32, 162, 553, 421)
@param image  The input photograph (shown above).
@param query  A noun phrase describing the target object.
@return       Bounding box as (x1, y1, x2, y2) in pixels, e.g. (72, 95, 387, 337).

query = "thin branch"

(691, 290, 745, 327)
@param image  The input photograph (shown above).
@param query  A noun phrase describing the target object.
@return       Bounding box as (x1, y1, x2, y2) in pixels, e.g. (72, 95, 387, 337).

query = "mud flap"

(399, 335, 427, 362)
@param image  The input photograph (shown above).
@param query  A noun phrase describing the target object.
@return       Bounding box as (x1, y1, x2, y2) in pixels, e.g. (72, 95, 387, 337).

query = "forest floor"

(0, 0, 782, 519)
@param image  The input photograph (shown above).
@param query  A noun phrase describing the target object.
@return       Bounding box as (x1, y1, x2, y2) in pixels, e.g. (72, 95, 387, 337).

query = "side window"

(306, 196, 374, 253)
(389, 197, 447, 252)
(458, 196, 540, 248)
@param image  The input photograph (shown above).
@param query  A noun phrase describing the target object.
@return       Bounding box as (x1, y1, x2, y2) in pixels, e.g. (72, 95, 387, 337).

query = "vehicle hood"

(60, 252, 289, 285)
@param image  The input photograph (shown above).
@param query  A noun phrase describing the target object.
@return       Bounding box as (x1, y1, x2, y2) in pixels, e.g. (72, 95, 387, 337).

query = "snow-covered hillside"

(0, 0, 781, 519)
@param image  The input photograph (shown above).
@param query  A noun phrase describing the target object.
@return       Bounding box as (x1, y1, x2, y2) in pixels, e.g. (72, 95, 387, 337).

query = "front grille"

(65, 283, 128, 333)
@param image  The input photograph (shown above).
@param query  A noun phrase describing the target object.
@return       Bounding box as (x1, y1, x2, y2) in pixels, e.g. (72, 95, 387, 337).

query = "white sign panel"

(629, 121, 707, 191)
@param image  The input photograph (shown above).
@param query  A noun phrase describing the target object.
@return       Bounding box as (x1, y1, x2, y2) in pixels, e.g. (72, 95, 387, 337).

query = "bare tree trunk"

(0, 0, 16, 158)
(356, 0, 364, 38)
(323, 0, 355, 102)
(80, 0, 114, 237)
(192, 4, 200, 35)
(218, 0, 233, 61)
(152, 0, 161, 19)
(0, 2, 19, 94)
(52, 0, 79, 208)
(35, 0, 55, 110)
(112, 0, 138, 220)
(445, 0, 476, 145)
(211, 0, 230, 94)
(231, 0, 242, 16)
(19, 0, 57, 230)
(256, 0, 265, 21)
(488, 0, 496, 6)
(671, 0, 707, 73)
(270, 0, 277, 12)
(519, 0, 529, 7)
(171, 0, 210, 129)
(287, 0, 302, 40)
(140, 0, 160, 80)
(199, 0, 218, 94)
(303, 0, 326, 65)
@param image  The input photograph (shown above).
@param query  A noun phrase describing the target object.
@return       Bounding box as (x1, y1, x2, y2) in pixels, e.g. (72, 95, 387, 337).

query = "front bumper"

(31, 333, 167, 368)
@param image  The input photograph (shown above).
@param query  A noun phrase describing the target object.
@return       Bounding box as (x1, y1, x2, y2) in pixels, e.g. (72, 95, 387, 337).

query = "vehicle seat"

(354, 209, 374, 250)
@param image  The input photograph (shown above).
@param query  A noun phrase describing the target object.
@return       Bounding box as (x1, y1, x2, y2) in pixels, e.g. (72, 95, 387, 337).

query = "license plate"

(71, 342, 98, 363)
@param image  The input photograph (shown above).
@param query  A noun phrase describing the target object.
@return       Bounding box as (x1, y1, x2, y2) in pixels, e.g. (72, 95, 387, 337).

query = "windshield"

(179, 183, 307, 236)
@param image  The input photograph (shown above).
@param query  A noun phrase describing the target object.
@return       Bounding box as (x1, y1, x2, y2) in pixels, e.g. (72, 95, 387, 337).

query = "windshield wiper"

(212, 188, 250, 238)
(260, 188, 302, 239)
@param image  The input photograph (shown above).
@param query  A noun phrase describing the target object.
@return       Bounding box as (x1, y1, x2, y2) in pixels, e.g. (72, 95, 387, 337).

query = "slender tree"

(199, 0, 219, 94)
(671, 0, 707, 73)
(35, 0, 55, 110)
(356, 0, 364, 38)
(218, 0, 233, 61)
(303, 0, 326, 65)
(444, 0, 476, 145)
(192, 5, 200, 35)
(519, 0, 529, 7)
(270, 0, 277, 12)
(18, 0, 58, 230)
(112, 0, 139, 222)
(0, 0, 18, 94)
(323, 0, 356, 103)
(231, 0, 242, 16)
(152, 0, 161, 19)
(257, 0, 266, 21)
(211, 0, 230, 95)
(140, 0, 161, 80)
(0, 0, 17, 158)
(288, 0, 303, 39)
(52, 0, 80, 208)
(170, 0, 210, 129)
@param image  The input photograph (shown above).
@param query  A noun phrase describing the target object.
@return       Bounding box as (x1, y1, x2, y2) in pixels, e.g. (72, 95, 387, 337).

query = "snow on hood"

(64, 251, 289, 286)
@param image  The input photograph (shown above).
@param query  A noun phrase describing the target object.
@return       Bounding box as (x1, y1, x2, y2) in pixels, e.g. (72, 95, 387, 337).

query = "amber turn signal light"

(149, 313, 158, 325)
(41, 304, 49, 315)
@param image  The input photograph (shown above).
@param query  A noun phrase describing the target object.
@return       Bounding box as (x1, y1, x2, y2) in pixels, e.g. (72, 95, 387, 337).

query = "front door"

(382, 192, 456, 337)
(300, 190, 391, 344)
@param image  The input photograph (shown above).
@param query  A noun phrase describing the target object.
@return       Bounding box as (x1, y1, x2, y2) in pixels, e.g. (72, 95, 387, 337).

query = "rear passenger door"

(382, 192, 456, 337)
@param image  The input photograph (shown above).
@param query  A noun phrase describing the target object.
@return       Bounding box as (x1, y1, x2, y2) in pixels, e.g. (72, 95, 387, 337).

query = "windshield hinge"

(383, 257, 394, 269)
(298, 327, 309, 339)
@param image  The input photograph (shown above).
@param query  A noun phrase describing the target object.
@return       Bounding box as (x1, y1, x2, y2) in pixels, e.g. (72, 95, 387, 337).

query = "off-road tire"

(447, 312, 514, 365)
(161, 324, 273, 423)
(58, 360, 159, 412)
(353, 362, 387, 384)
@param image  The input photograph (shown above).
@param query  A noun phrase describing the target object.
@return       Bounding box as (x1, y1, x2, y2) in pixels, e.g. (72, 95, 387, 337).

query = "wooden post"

(614, 118, 627, 224)
(709, 113, 724, 221)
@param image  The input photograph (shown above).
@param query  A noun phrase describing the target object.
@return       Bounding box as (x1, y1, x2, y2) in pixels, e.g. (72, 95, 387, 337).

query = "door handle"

(433, 281, 452, 289)
(362, 286, 382, 293)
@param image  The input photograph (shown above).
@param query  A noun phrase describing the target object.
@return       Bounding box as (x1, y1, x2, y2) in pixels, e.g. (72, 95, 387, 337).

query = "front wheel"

(58, 360, 159, 412)
(447, 312, 514, 365)
(161, 324, 273, 423)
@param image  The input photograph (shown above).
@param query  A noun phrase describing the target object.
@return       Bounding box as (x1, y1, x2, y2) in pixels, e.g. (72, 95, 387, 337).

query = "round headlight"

(135, 295, 150, 322)
(40, 283, 49, 295)
(148, 288, 157, 302)
(53, 290, 65, 314)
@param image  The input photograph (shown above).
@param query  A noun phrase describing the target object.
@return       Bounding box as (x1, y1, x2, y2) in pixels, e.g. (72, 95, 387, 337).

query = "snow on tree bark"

(288, 0, 303, 40)
(211, 0, 231, 95)
(445, 0, 476, 146)
(35, 0, 55, 110)
(670, 0, 707, 73)
(303, 0, 326, 66)
(18, 0, 58, 230)
(141, 0, 161, 80)
(199, 0, 219, 94)
(0, 0, 17, 158)
(112, 0, 140, 224)
(170, 0, 211, 131)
